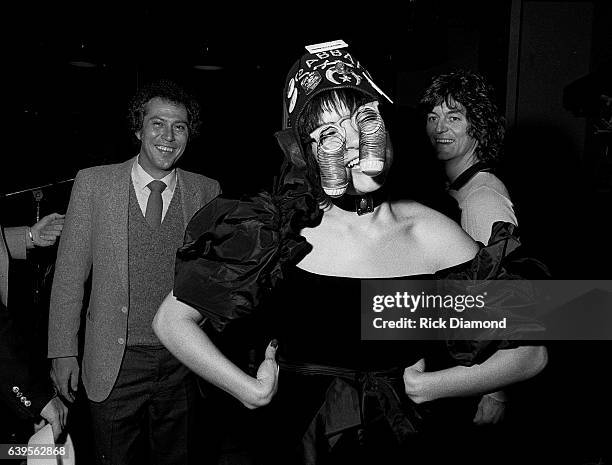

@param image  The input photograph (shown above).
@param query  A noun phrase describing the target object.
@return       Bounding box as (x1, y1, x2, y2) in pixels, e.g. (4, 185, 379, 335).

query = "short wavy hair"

(127, 79, 202, 139)
(419, 69, 505, 164)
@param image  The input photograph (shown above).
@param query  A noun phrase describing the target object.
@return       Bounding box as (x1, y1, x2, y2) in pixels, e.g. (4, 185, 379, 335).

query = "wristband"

(27, 227, 34, 246)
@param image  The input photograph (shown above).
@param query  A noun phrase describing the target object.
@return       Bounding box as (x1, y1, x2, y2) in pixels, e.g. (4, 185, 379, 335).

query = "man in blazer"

(1, 214, 67, 441)
(48, 80, 221, 465)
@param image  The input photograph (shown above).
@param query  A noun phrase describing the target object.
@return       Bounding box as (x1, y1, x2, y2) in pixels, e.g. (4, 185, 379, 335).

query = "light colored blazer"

(1, 225, 27, 307)
(48, 157, 220, 402)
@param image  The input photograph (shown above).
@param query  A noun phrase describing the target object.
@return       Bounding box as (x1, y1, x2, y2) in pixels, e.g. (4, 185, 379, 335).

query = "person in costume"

(153, 42, 547, 464)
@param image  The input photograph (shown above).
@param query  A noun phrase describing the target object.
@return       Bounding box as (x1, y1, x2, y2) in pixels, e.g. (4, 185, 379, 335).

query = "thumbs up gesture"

(403, 358, 431, 404)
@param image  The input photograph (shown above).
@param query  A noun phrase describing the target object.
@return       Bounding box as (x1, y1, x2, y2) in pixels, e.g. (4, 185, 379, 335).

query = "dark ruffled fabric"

(174, 131, 323, 332)
(435, 221, 550, 366)
(284, 364, 422, 465)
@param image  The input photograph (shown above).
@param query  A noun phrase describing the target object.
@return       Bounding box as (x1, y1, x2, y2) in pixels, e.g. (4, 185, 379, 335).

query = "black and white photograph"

(2, 2, 611, 464)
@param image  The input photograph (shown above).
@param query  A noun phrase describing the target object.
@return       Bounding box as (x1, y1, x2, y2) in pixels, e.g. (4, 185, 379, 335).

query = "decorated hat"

(283, 40, 393, 129)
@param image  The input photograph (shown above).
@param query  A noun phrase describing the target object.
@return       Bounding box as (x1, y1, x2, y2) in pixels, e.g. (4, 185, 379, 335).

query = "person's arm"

(28, 213, 65, 248)
(0, 309, 59, 421)
(403, 345, 547, 404)
(153, 292, 278, 409)
(0, 351, 68, 441)
(3, 226, 28, 260)
(460, 186, 517, 245)
(458, 187, 517, 421)
(4, 213, 66, 257)
(48, 171, 92, 401)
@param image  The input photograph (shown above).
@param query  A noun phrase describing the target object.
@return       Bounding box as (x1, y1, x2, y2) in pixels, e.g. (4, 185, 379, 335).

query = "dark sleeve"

(173, 128, 323, 333)
(174, 189, 321, 333)
(435, 221, 550, 366)
(0, 308, 55, 420)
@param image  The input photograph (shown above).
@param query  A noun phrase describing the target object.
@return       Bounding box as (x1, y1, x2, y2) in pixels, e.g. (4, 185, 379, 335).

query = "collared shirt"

(131, 156, 178, 222)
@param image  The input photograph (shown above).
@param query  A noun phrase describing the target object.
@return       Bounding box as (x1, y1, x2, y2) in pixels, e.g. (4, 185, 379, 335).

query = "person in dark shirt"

(1, 213, 67, 441)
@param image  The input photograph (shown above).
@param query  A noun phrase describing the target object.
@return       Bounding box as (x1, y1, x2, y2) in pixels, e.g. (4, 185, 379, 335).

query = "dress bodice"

(262, 266, 437, 371)
(173, 190, 546, 371)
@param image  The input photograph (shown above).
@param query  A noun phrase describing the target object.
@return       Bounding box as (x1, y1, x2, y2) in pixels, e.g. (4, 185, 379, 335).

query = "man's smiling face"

(426, 100, 477, 163)
(136, 97, 189, 178)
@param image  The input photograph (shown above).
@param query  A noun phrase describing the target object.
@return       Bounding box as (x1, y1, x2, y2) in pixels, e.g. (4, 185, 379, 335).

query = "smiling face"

(136, 97, 189, 178)
(310, 100, 388, 195)
(426, 100, 478, 164)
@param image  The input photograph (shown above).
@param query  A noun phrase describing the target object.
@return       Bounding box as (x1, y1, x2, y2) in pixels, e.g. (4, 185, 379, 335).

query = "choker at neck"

(331, 189, 387, 215)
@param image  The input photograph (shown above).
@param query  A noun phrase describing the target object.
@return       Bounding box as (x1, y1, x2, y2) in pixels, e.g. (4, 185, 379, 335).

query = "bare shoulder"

(390, 200, 478, 269)
(389, 199, 458, 230)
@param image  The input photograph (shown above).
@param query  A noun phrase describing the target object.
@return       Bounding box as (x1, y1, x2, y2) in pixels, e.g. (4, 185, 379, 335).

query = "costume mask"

(310, 101, 387, 197)
(282, 40, 393, 198)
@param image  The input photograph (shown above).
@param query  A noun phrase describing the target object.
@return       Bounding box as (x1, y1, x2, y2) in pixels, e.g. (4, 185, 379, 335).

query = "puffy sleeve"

(173, 141, 322, 333)
(435, 221, 549, 366)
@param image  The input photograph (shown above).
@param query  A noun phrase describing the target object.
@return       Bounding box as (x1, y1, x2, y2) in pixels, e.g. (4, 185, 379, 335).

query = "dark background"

(5, 0, 611, 276)
(2, 1, 611, 464)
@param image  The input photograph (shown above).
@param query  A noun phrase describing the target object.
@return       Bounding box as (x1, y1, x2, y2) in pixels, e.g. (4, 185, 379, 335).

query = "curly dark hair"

(418, 69, 505, 164)
(127, 79, 202, 139)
